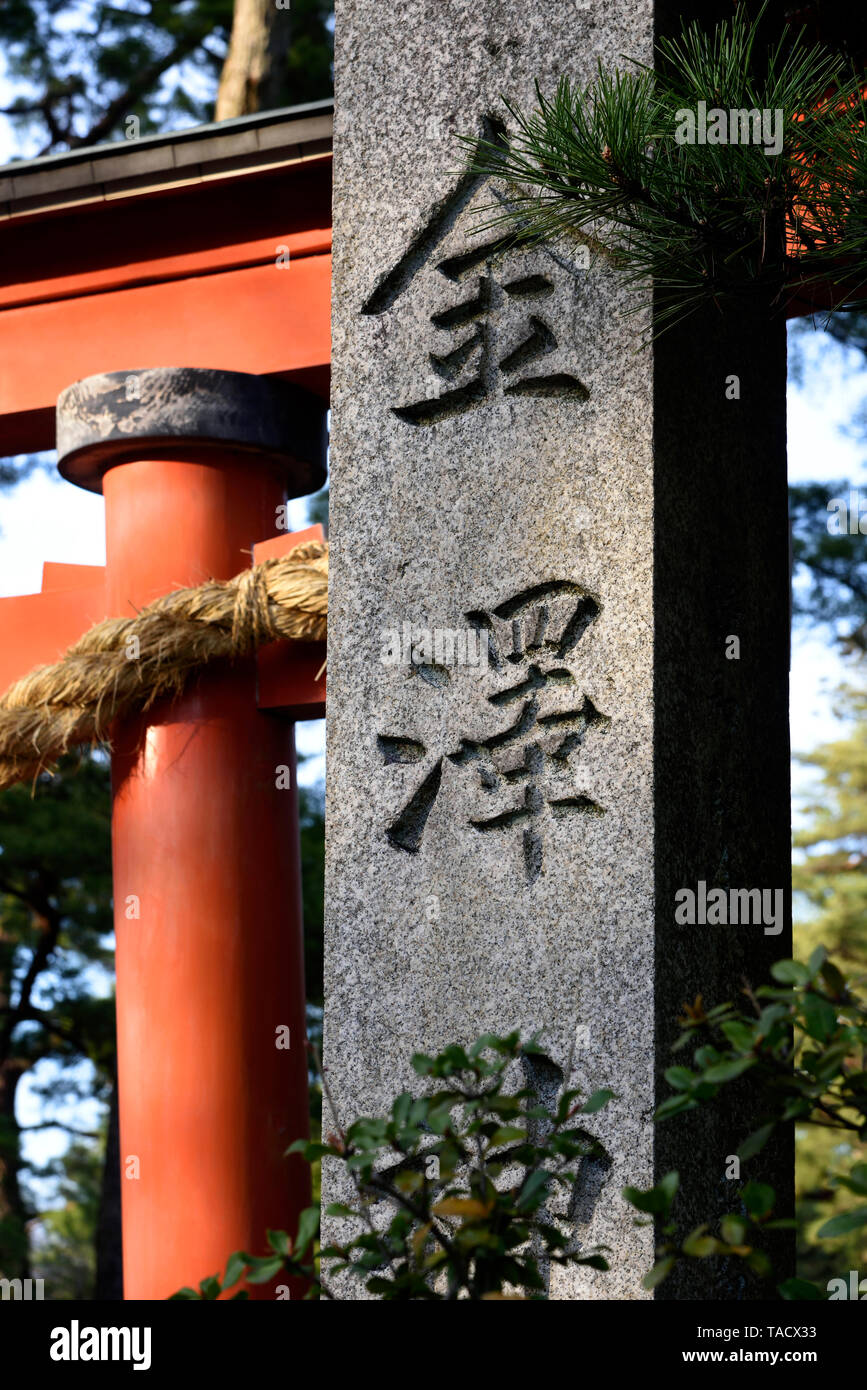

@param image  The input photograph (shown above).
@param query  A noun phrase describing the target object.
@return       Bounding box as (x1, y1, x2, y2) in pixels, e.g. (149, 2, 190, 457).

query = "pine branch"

(462, 3, 867, 330)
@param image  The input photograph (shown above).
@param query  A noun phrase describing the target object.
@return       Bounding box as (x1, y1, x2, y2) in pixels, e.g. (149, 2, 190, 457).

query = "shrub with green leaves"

(625, 947, 867, 1298)
(172, 1032, 615, 1300)
(172, 949, 867, 1301)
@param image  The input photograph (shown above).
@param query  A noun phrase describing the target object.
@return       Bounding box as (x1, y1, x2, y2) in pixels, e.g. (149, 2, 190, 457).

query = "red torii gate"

(0, 103, 333, 1299)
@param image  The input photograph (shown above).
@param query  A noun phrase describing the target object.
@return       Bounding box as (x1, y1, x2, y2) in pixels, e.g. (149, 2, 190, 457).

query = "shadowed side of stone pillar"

(653, 303, 793, 1299)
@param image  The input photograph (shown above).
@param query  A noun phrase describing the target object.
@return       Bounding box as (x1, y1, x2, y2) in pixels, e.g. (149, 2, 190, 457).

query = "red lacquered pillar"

(56, 369, 327, 1300)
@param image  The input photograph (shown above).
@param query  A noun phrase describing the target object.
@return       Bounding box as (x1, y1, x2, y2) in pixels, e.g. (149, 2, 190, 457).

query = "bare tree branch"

(19, 1120, 100, 1139)
(67, 27, 212, 149)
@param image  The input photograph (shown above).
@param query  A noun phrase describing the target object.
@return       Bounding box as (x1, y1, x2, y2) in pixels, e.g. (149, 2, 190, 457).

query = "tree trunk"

(0, 1059, 30, 1277)
(95, 1078, 123, 1300)
(215, 0, 293, 120)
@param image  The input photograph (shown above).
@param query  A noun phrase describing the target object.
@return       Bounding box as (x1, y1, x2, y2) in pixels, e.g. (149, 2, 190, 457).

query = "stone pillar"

(57, 368, 326, 1299)
(326, 3, 792, 1297)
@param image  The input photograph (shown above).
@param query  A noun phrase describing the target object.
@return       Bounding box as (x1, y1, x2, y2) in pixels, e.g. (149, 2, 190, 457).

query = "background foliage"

(0, 0, 332, 155)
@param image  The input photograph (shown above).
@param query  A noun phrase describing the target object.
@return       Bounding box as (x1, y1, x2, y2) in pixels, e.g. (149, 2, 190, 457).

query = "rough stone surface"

(326, 0, 792, 1299)
(56, 367, 327, 496)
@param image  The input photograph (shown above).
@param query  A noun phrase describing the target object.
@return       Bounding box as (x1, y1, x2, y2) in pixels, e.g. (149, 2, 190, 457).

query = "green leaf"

(346, 1153, 375, 1171)
(654, 1094, 696, 1121)
(432, 1196, 492, 1219)
(720, 1215, 747, 1246)
(365, 1277, 396, 1295)
(757, 1003, 789, 1035)
(664, 1066, 696, 1091)
(516, 1168, 551, 1212)
(682, 1226, 721, 1257)
(703, 1057, 755, 1083)
(747, 1249, 772, 1279)
(720, 1021, 756, 1051)
(642, 1255, 675, 1289)
(267, 1229, 291, 1258)
(742, 1182, 775, 1219)
(807, 945, 827, 978)
(198, 1275, 221, 1300)
(245, 1257, 285, 1284)
(295, 1205, 320, 1256)
(582, 1088, 616, 1113)
(223, 1252, 248, 1289)
(349, 1116, 390, 1147)
(490, 1125, 525, 1145)
(820, 959, 846, 995)
(575, 1253, 609, 1271)
(623, 1171, 678, 1216)
(778, 1277, 824, 1301)
(781, 1096, 812, 1121)
(286, 1140, 338, 1162)
(325, 1202, 357, 1219)
(737, 1123, 774, 1161)
(394, 1170, 424, 1195)
(800, 993, 838, 1043)
(437, 1044, 472, 1073)
(623, 1185, 657, 1213)
(817, 1206, 867, 1238)
(659, 1170, 680, 1205)
(392, 1091, 412, 1127)
(840, 1163, 867, 1196)
(427, 1103, 453, 1135)
(810, 1040, 851, 1080)
(168, 1287, 201, 1300)
(771, 959, 811, 986)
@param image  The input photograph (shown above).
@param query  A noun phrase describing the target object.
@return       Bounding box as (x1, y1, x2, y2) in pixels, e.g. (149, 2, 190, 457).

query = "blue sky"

(787, 326, 867, 810)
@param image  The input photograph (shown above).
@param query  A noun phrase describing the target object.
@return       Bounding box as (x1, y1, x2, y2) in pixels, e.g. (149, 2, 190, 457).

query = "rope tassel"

(0, 542, 328, 791)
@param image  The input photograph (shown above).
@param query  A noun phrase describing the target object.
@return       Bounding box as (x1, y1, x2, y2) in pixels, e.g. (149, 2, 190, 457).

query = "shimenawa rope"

(0, 541, 328, 791)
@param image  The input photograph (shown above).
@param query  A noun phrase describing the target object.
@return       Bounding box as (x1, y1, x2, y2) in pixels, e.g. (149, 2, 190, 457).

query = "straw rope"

(0, 541, 328, 791)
